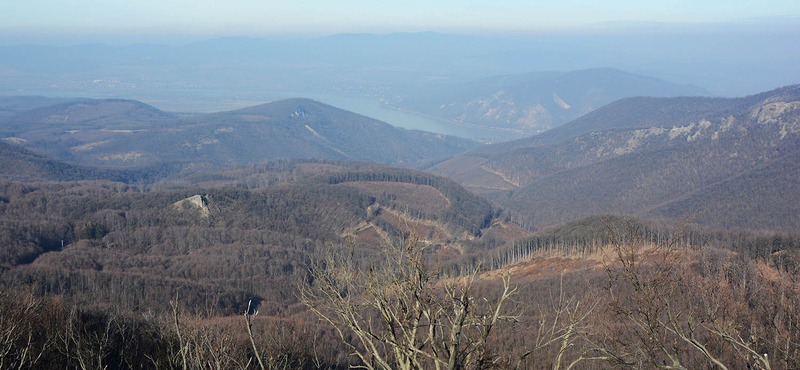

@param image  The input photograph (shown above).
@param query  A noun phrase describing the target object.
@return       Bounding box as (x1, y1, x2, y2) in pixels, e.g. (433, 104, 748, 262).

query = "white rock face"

(172, 195, 211, 218)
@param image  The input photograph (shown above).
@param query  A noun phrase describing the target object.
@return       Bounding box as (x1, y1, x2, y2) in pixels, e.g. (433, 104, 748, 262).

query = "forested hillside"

(0, 95, 78, 120)
(1, 98, 177, 133)
(0, 141, 181, 182)
(1, 140, 799, 370)
(2, 4, 800, 368)
(428, 84, 800, 231)
(0, 159, 511, 315)
(3, 207, 799, 369)
(0, 97, 477, 167)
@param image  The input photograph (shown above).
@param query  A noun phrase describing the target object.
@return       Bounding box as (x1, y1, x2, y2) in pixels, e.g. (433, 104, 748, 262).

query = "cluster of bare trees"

(0, 288, 346, 370)
(598, 218, 799, 369)
(299, 237, 604, 370)
(2, 216, 799, 369)
(0, 289, 53, 369)
(300, 219, 800, 370)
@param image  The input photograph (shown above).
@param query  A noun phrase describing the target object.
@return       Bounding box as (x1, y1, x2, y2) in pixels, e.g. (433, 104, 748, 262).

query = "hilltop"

(0, 96, 78, 120)
(0, 98, 177, 132)
(0, 141, 180, 183)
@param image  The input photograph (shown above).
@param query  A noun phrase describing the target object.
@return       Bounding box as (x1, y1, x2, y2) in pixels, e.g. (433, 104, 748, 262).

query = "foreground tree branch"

(300, 237, 518, 370)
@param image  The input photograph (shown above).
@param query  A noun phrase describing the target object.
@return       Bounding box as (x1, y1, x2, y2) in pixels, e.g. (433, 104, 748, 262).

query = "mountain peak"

(218, 98, 336, 118)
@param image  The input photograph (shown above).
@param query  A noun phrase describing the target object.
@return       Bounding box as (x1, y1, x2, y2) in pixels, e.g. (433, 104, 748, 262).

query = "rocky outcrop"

(172, 195, 210, 218)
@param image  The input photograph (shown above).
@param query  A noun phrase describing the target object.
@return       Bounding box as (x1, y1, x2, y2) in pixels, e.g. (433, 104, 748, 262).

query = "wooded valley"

(1, 83, 799, 369)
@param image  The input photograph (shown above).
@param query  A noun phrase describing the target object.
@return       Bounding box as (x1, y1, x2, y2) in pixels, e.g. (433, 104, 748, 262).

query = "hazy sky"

(2, 0, 800, 34)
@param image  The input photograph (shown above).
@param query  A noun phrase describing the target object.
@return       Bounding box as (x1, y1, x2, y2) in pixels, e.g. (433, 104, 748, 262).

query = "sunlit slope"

(429, 84, 800, 232)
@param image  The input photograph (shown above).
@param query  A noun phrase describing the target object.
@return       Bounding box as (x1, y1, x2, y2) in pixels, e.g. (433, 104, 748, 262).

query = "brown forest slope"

(0, 159, 519, 317)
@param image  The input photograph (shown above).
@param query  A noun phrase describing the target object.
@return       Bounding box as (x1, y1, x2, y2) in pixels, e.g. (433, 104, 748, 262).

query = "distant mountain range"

(396, 68, 709, 139)
(427, 84, 800, 232)
(1, 31, 797, 105)
(4, 84, 800, 233)
(0, 97, 477, 167)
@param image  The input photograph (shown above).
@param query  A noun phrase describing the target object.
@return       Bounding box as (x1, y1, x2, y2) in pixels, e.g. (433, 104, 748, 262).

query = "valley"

(428, 84, 800, 232)
(394, 68, 709, 139)
(1, 50, 799, 369)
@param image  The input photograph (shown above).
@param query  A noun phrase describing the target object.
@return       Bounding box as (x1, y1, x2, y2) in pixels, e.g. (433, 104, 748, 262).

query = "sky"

(2, 0, 800, 35)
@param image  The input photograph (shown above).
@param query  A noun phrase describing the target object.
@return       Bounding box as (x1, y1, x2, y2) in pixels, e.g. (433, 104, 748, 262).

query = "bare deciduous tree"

(0, 289, 52, 369)
(300, 237, 517, 370)
(166, 298, 250, 370)
(514, 275, 607, 370)
(601, 217, 775, 370)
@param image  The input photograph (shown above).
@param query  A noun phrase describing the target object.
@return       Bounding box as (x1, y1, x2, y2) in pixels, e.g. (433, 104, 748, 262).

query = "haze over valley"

(3, 23, 799, 140)
(1, 1, 800, 369)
